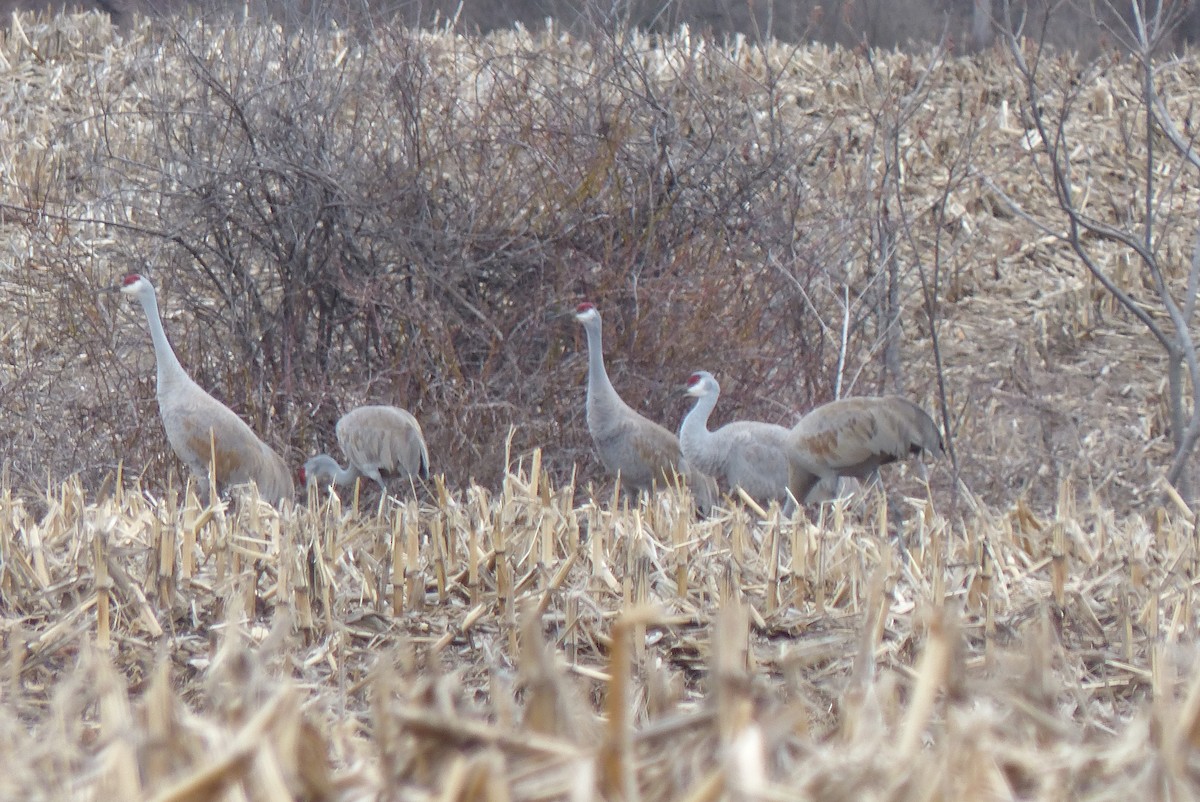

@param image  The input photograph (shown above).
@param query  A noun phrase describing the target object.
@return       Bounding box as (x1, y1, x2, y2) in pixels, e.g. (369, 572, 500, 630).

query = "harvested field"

(3, 9, 1200, 801)
(3, 468, 1199, 800)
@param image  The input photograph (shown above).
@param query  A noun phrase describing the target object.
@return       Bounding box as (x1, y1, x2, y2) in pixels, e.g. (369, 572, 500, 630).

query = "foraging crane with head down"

(117, 273, 294, 506)
(300, 405, 430, 493)
(679, 371, 793, 509)
(574, 302, 716, 509)
(784, 395, 944, 506)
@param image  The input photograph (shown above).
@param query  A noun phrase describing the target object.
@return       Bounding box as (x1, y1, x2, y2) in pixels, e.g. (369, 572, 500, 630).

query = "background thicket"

(10, 0, 1200, 53)
(7, 10, 1200, 802)
(1, 10, 906, 497)
(4, 3, 1200, 512)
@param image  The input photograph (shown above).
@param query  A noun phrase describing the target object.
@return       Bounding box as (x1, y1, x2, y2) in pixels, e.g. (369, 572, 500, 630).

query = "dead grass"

(1, 459, 1199, 800)
(4, 9, 1200, 800)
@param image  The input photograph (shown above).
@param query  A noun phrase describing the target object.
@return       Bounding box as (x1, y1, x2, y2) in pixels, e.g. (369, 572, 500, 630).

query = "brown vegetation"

(2, 9, 1200, 800)
(1, 466, 1199, 800)
(2, 7, 1195, 513)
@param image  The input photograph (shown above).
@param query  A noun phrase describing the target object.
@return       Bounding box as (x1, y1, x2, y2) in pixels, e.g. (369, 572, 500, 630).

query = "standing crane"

(574, 302, 715, 509)
(679, 371, 792, 509)
(784, 396, 944, 506)
(118, 273, 294, 506)
(300, 405, 430, 493)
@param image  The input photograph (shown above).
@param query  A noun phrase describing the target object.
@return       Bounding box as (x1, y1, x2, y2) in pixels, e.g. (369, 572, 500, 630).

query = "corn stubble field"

(5, 9, 1200, 801)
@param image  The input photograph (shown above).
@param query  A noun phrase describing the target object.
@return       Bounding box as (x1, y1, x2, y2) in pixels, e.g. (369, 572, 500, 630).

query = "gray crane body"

(120, 274, 294, 506)
(785, 395, 944, 504)
(575, 304, 715, 510)
(303, 405, 429, 492)
(679, 371, 792, 508)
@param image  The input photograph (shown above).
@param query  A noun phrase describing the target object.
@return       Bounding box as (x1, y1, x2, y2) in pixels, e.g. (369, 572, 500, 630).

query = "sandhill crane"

(301, 405, 430, 493)
(574, 302, 715, 509)
(784, 396, 944, 506)
(118, 273, 294, 506)
(679, 371, 793, 509)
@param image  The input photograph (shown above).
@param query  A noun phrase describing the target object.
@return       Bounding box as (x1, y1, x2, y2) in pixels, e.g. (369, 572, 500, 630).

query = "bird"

(300, 405, 430, 493)
(679, 371, 793, 509)
(574, 302, 715, 509)
(784, 396, 944, 506)
(117, 273, 294, 506)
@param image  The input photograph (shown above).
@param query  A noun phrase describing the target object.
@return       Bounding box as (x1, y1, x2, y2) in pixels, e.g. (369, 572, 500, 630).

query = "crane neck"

(679, 390, 718, 446)
(582, 319, 622, 416)
(307, 455, 359, 487)
(327, 459, 359, 487)
(137, 287, 190, 395)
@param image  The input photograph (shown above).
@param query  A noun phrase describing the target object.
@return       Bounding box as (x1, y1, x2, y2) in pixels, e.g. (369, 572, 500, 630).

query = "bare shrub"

(1, 9, 934, 497)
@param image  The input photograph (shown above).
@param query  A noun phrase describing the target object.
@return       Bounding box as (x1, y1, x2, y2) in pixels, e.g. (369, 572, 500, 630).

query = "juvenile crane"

(574, 302, 715, 509)
(118, 273, 294, 506)
(679, 371, 792, 508)
(301, 405, 430, 493)
(784, 396, 944, 505)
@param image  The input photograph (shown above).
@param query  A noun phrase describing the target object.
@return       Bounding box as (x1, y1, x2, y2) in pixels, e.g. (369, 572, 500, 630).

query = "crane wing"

(715, 422, 790, 500)
(789, 398, 892, 474)
(337, 405, 428, 480)
(789, 396, 940, 479)
(166, 401, 258, 486)
(731, 438, 789, 478)
(681, 458, 719, 513)
(629, 418, 684, 484)
(165, 398, 291, 502)
(253, 440, 295, 503)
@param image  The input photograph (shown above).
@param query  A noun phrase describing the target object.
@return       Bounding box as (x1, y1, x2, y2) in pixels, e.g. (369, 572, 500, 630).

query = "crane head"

(574, 301, 599, 323)
(301, 455, 341, 488)
(119, 273, 150, 296)
(686, 371, 718, 398)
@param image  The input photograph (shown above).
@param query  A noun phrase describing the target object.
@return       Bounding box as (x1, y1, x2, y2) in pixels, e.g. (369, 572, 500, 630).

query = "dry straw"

(0, 445, 1196, 799)
(3, 8, 1200, 801)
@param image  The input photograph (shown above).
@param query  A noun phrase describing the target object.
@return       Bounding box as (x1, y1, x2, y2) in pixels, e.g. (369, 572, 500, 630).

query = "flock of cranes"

(574, 303, 944, 512)
(118, 274, 944, 512)
(120, 274, 427, 506)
